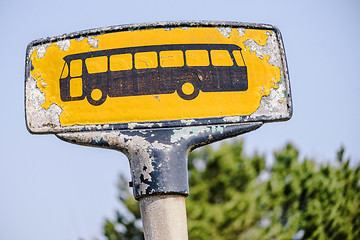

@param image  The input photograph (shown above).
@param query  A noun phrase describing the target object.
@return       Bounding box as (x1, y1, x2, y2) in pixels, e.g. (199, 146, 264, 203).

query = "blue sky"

(1, 0, 359, 239)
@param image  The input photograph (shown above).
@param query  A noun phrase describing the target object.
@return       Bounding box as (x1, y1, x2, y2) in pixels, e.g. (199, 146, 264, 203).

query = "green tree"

(103, 141, 360, 240)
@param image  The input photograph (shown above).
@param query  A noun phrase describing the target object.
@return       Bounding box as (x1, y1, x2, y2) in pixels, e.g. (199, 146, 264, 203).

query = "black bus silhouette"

(59, 44, 248, 106)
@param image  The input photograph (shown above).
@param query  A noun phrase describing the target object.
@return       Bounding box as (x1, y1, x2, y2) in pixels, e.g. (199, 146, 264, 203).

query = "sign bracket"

(57, 122, 262, 199)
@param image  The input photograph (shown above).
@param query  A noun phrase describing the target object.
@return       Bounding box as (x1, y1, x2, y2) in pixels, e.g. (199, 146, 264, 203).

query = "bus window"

(186, 50, 210, 66)
(70, 59, 82, 77)
(232, 50, 245, 66)
(160, 50, 184, 67)
(110, 54, 132, 71)
(70, 77, 83, 97)
(135, 52, 158, 69)
(61, 63, 69, 78)
(210, 50, 233, 66)
(86, 56, 108, 74)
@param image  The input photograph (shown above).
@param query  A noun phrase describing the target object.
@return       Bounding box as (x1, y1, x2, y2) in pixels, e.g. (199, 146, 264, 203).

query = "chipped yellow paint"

(30, 27, 281, 126)
(241, 29, 269, 46)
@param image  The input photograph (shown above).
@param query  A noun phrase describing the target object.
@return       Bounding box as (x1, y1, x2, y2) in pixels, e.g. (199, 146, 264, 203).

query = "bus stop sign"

(25, 21, 292, 133)
(25, 22, 292, 239)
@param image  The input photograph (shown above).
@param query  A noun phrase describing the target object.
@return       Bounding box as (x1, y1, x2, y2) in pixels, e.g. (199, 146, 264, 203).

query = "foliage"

(103, 141, 360, 240)
(103, 175, 143, 240)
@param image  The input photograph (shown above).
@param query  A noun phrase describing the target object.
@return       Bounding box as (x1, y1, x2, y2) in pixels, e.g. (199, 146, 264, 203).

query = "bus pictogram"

(59, 44, 248, 106)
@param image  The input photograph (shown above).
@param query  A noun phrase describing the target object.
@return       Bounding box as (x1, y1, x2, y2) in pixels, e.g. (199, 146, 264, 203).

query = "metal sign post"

(25, 21, 292, 239)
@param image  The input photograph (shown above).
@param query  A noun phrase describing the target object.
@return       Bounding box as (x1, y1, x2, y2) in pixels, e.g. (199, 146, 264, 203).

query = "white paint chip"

(238, 28, 246, 37)
(87, 36, 99, 48)
(36, 43, 51, 58)
(216, 27, 232, 38)
(55, 39, 70, 51)
(26, 76, 62, 132)
(243, 31, 281, 67)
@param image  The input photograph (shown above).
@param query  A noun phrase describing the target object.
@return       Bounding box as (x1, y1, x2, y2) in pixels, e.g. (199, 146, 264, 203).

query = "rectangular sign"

(25, 21, 292, 133)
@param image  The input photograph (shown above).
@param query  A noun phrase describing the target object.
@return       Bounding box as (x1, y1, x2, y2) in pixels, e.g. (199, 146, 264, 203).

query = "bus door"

(159, 50, 186, 93)
(108, 53, 134, 97)
(182, 49, 209, 90)
(134, 51, 163, 96)
(84, 56, 109, 105)
(209, 49, 235, 91)
(231, 50, 248, 91)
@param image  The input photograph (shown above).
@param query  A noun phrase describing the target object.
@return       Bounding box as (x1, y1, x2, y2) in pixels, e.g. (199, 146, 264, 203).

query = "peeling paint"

(128, 122, 155, 130)
(152, 140, 172, 151)
(36, 43, 51, 58)
(216, 27, 232, 38)
(250, 77, 288, 119)
(76, 36, 85, 42)
(170, 126, 211, 143)
(94, 136, 102, 142)
(26, 76, 62, 132)
(243, 31, 281, 67)
(118, 134, 156, 194)
(170, 126, 223, 143)
(241, 29, 290, 119)
(223, 116, 241, 122)
(55, 39, 70, 51)
(238, 28, 246, 37)
(128, 123, 136, 130)
(87, 36, 99, 48)
(211, 125, 224, 134)
(180, 119, 196, 126)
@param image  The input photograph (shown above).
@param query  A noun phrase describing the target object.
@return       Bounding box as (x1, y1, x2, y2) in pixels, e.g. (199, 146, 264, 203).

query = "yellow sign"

(25, 22, 292, 133)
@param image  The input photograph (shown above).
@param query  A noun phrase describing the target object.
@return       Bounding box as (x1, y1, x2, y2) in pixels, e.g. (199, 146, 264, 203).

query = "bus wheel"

(87, 89, 107, 106)
(177, 81, 199, 100)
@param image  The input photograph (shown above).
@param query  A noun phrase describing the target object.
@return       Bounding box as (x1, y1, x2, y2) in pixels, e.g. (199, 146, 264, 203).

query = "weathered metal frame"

(25, 21, 292, 134)
(57, 122, 262, 199)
